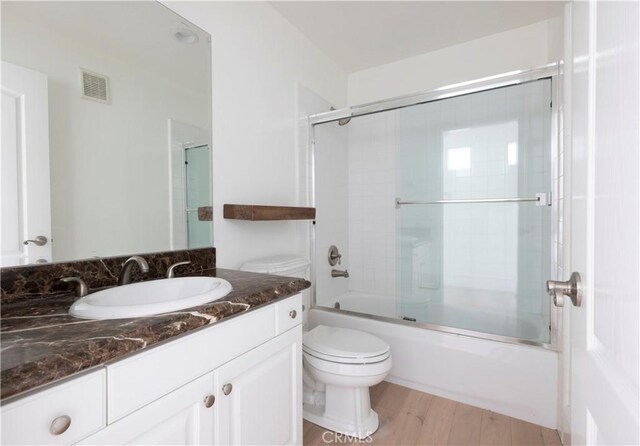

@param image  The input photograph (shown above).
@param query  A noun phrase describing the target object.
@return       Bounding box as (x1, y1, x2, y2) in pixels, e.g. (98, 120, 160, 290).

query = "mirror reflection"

(1, 1, 212, 266)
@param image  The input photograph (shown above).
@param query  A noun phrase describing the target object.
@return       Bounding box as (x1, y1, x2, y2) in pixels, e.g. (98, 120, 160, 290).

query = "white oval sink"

(69, 277, 232, 320)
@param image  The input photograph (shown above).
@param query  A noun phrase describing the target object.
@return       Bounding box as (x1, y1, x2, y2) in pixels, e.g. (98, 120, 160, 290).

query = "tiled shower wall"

(347, 112, 398, 299)
(314, 122, 350, 307)
(396, 81, 553, 320)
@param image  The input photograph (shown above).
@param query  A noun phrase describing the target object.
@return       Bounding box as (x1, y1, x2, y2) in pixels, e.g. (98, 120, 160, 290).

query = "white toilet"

(240, 255, 392, 439)
(302, 325, 392, 439)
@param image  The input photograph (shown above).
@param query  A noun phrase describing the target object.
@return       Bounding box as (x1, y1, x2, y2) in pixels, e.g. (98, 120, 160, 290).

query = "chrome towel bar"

(395, 192, 551, 207)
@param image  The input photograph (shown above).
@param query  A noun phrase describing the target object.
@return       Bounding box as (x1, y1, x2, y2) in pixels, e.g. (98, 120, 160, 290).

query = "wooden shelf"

(223, 204, 316, 221)
(197, 206, 213, 221)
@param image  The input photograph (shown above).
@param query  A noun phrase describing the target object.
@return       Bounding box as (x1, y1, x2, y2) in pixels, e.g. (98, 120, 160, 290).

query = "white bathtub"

(309, 301, 559, 429)
(325, 289, 550, 343)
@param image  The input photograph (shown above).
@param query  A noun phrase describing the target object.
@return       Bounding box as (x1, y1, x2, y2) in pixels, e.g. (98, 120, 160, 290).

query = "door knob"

(547, 272, 583, 307)
(23, 235, 48, 246)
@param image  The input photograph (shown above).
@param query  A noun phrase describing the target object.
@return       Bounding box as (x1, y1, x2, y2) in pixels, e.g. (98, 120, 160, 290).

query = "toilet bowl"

(239, 255, 392, 439)
(302, 325, 392, 439)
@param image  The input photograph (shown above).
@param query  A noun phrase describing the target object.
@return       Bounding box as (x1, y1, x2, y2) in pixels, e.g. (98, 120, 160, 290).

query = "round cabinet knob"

(50, 415, 72, 436)
(204, 395, 215, 408)
(222, 383, 233, 395)
(289, 310, 297, 319)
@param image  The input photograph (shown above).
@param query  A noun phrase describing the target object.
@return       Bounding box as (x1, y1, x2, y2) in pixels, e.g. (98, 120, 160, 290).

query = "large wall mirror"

(1, 1, 212, 266)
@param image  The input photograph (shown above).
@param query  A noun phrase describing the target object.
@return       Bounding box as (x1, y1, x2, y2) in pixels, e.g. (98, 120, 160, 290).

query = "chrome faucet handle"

(166, 261, 191, 278)
(118, 256, 150, 286)
(328, 245, 342, 266)
(60, 277, 89, 297)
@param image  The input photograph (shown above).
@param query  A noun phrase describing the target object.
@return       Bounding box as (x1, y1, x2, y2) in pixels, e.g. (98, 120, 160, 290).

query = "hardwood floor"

(303, 382, 562, 446)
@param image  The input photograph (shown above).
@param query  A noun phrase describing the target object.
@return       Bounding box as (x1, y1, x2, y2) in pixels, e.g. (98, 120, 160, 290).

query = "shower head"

(330, 107, 351, 126)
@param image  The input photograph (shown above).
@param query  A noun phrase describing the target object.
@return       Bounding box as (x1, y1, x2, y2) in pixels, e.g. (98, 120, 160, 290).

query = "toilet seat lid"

(303, 325, 390, 362)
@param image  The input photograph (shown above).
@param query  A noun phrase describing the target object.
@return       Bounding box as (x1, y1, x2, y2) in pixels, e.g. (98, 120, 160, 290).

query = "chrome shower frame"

(308, 62, 561, 350)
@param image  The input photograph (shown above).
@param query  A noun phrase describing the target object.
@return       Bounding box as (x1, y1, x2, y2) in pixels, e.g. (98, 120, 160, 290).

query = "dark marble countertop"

(0, 268, 310, 401)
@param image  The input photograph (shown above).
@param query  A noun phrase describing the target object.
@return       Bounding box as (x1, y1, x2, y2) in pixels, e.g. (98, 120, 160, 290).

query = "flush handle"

(547, 272, 583, 307)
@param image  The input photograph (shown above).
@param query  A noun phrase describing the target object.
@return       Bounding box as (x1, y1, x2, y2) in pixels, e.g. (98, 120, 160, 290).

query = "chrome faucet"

(166, 261, 191, 278)
(331, 269, 349, 278)
(60, 277, 89, 297)
(118, 256, 150, 285)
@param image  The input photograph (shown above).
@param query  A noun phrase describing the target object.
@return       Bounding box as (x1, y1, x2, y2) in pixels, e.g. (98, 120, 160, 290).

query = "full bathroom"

(1, 1, 638, 446)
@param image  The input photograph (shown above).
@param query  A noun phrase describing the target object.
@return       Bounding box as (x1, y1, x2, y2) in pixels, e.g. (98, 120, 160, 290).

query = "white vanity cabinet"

(80, 371, 216, 445)
(215, 327, 302, 445)
(2, 294, 303, 446)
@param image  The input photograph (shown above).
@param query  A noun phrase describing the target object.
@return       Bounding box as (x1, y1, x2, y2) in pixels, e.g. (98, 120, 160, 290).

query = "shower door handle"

(546, 272, 583, 307)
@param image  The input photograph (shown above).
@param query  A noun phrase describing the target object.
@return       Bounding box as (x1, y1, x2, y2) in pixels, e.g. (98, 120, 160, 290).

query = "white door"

(80, 372, 216, 445)
(215, 328, 302, 446)
(1, 61, 52, 265)
(567, 1, 639, 444)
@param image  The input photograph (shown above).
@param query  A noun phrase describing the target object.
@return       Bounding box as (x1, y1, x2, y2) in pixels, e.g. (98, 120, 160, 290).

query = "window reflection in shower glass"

(185, 145, 212, 248)
(447, 147, 471, 171)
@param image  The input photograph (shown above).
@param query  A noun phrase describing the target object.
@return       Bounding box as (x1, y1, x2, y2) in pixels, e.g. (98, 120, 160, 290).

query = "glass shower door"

(396, 79, 553, 343)
(185, 145, 212, 248)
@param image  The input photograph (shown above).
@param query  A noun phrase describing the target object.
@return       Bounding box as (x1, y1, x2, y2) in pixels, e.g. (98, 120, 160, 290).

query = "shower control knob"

(547, 272, 583, 308)
(328, 245, 342, 266)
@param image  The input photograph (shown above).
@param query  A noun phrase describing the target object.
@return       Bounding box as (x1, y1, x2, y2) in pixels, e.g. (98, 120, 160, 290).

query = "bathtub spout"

(331, 269, 349, 278)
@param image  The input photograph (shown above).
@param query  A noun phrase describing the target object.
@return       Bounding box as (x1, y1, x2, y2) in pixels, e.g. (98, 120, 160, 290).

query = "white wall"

(164, 1, 348, 269)
(1, 12, 209, 261)
(346, 111, 398, 301)
(348, 18, 563, 105)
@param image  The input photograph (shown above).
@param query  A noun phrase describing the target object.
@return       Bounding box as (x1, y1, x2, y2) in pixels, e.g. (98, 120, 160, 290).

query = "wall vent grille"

(80, 69, 109, 104)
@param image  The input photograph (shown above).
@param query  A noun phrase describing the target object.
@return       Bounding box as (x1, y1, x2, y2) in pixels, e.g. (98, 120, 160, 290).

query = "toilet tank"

(240, 254, 311, 328)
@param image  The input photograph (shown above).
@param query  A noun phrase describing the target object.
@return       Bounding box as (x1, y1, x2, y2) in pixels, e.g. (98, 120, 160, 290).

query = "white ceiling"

(270, 1, 565, 73)
(2, 1, 211, 91)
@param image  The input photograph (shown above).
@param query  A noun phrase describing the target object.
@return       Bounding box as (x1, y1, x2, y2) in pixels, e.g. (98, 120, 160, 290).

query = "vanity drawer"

(275, 293, 302, 335)
(106, 304, 275, 423)
(1, 369, 106, 445)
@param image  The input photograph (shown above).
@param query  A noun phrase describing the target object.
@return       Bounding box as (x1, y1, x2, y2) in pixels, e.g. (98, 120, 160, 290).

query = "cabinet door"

(215, 327, 302, 446)
(79, 372, 215, 445)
